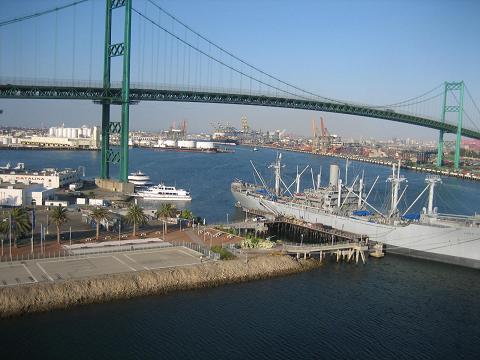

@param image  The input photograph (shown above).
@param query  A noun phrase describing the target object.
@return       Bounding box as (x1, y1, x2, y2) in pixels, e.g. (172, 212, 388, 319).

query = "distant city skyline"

(1, 0, 479, 141)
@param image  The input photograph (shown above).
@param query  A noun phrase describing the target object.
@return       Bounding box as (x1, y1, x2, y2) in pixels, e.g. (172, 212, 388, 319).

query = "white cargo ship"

(231, 153, 480, 269)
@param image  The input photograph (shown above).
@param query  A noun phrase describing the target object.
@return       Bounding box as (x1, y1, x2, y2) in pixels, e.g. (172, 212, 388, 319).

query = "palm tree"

(125, 204, 147, 237)
(50, 206, 69, 244)
(90, 207, 109, 241)
(180, 209, 194, 220)
(156, 203, 177, 219)
(0, 208, 31, 247)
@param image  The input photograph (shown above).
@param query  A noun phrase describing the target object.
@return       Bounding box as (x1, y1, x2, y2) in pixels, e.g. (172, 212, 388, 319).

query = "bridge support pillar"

(454, 82, 464, 170)
(100, 0, 112, 179)
(100, 0, 132, 183)
(437, 81, 464, 170)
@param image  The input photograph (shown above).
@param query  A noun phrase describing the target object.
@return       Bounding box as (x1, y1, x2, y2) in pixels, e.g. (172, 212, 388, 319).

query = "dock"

(265, 217, 367, 244)
(283, 241, 369, 264)
(226, 216, 373, 264)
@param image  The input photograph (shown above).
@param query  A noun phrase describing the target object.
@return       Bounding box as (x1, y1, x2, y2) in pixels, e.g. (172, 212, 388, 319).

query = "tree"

(180, 209, 193, 220)
(50, 206, 69, 244)
(156, 203, 177, 219)
(0, 208, 32, 247)
(125, 204, 147, 237)
(90, 207, 109, 241)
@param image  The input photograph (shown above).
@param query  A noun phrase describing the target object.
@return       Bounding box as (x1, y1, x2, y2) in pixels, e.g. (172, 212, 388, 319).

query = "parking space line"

(111, 255, 137, 272)
(123, 254, 137, 263)
(36, 262, 54, 282)
(22, 264, 38, 283)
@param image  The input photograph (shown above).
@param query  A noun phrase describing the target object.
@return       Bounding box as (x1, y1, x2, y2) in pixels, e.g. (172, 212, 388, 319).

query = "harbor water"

(0, 147, 479, 358)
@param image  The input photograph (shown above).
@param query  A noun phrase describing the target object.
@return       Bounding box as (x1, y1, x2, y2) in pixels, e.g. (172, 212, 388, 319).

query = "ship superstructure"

(128, 170, 153, 188)
(231, 153, 480, 268)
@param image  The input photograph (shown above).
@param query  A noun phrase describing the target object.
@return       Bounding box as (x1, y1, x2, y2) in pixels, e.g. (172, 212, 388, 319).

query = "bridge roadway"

(1, 83, 479, 140)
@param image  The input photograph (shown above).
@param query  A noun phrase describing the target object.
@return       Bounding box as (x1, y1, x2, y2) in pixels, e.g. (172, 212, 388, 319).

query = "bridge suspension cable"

(464, 85, 480, 130)
(144, 0, 344, 104)
(371, 83, 444, 108)
(0, 0, 89, 28)
(451, 88, 480, 132)
(131, 7, 313, 102)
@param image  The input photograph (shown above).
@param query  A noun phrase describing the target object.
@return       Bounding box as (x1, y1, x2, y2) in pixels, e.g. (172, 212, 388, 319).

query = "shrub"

(210, 245, 235, 260)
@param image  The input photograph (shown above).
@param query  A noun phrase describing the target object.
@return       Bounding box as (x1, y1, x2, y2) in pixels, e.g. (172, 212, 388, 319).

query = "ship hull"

(135, 194, 191, 201)
(232, 190, 480, 269)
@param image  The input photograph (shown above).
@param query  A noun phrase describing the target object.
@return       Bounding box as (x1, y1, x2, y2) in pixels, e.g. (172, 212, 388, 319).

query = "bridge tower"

(100, 0, 132, 183)
(436, 81, 464, 170)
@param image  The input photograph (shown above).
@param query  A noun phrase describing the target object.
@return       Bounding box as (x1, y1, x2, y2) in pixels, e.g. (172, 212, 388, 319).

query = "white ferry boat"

(128, 170, 153, 187)
(135, 184, 192, 201)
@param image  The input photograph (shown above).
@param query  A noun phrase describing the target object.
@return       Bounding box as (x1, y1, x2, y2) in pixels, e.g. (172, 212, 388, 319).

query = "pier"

(227, 216, 372, 264)
(265, 218, 369, 264)
(265, 217, 367, 244)
(283, 242, 369, 264)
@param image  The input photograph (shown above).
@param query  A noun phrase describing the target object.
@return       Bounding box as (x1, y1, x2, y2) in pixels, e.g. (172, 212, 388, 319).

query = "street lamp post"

(301, 233, 304, 246)
(40, 223, 43, 255)
(9, 212, 12, 260)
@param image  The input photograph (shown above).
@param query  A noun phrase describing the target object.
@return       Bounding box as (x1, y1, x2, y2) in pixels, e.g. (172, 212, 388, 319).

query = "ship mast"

(296, 166, 301, 194)
(426, 175, 442, 215)
(270, 153, 282, 196)
(357, 170, 364, 209)
(387, 161, 406, 217)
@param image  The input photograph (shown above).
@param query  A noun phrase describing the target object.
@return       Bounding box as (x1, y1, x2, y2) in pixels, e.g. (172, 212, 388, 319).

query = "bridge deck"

(1, 83, 478, 139)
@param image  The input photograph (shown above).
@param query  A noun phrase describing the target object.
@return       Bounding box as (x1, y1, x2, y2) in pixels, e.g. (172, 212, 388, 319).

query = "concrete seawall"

(0, 255, 320, 318)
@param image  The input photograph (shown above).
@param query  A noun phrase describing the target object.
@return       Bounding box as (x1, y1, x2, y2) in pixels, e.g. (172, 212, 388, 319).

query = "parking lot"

(0, 246, 203, 287)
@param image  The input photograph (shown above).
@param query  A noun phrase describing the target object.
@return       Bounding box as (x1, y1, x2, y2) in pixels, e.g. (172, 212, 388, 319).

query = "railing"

(282, 240, 368, 252)
(0, 240, 219, 263)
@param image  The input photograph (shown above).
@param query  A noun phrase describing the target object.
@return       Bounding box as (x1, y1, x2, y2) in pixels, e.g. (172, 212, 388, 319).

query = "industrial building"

(0, 183, 55, 206)
(0, 166, 81, 188)
(0, 125, 100, 149)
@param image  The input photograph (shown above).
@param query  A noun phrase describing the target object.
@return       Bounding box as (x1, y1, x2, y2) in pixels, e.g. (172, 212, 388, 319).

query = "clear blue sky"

(0, 0, 479, 140)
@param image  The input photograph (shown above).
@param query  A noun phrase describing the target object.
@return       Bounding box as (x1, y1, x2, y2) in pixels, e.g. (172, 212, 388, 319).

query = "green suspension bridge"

(0, 0, 479, 185)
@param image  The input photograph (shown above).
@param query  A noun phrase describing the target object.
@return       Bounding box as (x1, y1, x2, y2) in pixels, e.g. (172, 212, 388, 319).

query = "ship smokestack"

(329, 164, 339, 187)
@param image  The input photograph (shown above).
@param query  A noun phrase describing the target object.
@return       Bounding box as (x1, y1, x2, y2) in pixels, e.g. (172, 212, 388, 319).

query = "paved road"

(0, 246, 203, 287)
